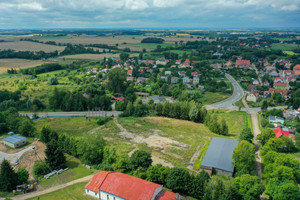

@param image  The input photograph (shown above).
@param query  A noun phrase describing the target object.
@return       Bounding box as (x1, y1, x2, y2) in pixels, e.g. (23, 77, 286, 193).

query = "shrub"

(33, 161, 49, 177)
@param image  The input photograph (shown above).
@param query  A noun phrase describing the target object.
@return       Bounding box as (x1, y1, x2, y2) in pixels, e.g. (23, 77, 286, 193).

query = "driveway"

(0, 146, 35, 165)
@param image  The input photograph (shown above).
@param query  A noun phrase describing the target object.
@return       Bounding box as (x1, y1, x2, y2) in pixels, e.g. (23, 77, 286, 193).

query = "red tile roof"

(268, 88, 288, 95)
(284, 70, 294, 75)
(273, 127, 289, 138)
(236, 60, 250, 66)
(85, 171, 109, 192)
(274, 82, 287, 87)
(158, 191, 177, 200)
(86, 172, 162, 200)
(192, 72, 198, 75)
(293, 64, 300, 70)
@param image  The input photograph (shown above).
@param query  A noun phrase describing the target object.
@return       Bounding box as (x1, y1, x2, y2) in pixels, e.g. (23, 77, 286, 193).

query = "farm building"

(85, 171, 179, 200)
(3, 135, 27, 148)
(200, 137, 239, 177)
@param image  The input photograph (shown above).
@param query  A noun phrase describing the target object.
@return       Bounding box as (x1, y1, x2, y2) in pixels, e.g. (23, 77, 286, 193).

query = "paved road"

(0, 146, 35, 165)
(205, 73, 244, 110)
(20, 111, 123, 118)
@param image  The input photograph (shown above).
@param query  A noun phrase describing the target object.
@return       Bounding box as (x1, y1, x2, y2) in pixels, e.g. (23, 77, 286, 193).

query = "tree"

(166, 167, 190, 194)
(0, 160, 18, 192)
(39, 125, 58, 144)
(146, 164, 170, 185)
(48, 76, 59, 85)
(257, 128, 275, 146)
(45, 140, 66, 170)
(261, 100, 268, 111)
(220, 118, 229, 136)
(120, 52, 129, 61)
(233, 141, 256, 176)
(130, 150, 152, 170)
(112, 155, 132, 173)
(18, 117, 36, 137)
(17, 168, 29, 185)
(189, 105, 199, 122)
(33, 161, 49, 177)
(106, 68, 126, 93)
(190, 170, 210, 199)
(239, 128, 254, 143)
(235, 174, 265, 200)
(266, 179, 300, 200)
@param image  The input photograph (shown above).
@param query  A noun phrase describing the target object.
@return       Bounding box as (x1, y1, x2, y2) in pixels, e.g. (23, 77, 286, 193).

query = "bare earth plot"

(0, 59, 45, 74)
(0, 41, 65, 52)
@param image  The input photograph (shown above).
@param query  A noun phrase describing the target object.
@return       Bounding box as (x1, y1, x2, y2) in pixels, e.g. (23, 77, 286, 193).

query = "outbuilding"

(3, 135, 27, 148)
(200, 137, 239, 177)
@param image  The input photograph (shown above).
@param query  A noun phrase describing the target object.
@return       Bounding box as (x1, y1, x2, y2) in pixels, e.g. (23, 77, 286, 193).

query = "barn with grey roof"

(200, 137, 239, 177)
(3, 135, 27, 148)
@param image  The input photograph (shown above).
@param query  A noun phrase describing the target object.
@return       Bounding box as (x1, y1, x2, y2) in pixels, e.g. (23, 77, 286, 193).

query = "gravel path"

(0, 146, 35, 165)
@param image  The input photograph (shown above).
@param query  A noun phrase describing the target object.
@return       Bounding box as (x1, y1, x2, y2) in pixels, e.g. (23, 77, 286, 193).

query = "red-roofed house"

(273, 126, 295, 139)
(274, 82, 287, 90)
(294, 64, 300, 77)
(175, 60, 181, 65)
(85, 171, 179, 200)
(235, 60, 251, 68)
(127, 70, 132, 76)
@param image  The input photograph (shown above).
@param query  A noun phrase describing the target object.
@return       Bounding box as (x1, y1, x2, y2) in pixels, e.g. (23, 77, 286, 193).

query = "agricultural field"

(0, 59, 46, 74)
(34, 113, 246, 169)
(271, 43, 299, 51)
(0, 41, 65, 52)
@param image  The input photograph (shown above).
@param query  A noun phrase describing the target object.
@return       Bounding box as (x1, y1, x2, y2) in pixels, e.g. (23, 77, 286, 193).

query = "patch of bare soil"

(151, 151, 174, 168)
(14, 140, 46, 181)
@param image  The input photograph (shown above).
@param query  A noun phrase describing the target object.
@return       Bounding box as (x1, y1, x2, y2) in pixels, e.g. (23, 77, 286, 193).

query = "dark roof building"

(200, 137, 239, 177)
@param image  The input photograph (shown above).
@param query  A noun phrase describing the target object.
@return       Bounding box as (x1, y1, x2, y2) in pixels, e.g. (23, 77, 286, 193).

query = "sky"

(0, 0, 299, 29)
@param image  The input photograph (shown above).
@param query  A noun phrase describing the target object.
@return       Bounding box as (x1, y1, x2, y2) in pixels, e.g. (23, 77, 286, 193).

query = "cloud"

(17, 2, 46, 11)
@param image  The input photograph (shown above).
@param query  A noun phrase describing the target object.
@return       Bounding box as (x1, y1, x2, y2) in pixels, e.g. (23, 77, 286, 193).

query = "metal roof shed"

(3, 135, 27, 148)
(200, 137, 239, 177)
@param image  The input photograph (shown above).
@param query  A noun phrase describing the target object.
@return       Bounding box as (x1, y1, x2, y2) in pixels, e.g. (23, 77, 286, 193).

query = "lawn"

(200, 92, 231, 105)
(27, 181, 90, 200)
(37, 154, 97, 189)
(210, 110, 249, 138)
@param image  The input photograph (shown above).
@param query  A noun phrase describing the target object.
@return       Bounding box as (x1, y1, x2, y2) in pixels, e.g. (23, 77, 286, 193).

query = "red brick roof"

(236, 60, 250, 66)
(86, 172, 162, 200)
(293, 64, 300, 70)
(284, 70, 294, 74)
(269, 88, 288, 95)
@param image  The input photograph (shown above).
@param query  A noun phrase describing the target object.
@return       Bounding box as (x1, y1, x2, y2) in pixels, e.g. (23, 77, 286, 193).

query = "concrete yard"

(0, 146, 35, 165)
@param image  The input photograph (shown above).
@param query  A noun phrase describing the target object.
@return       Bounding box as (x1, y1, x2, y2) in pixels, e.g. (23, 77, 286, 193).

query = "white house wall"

(100, 190, 125, 200)
(85, 189, 100, 199)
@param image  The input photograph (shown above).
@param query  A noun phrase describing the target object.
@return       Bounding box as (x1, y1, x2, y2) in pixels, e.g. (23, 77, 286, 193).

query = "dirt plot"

(0, 41, 65, 52)
(0, 58, 45, 74)
(58, 53, 138, 60)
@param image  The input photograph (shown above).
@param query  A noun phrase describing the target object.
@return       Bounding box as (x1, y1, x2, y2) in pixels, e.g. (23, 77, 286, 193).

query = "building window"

(107, 194, 109, 200)
(114, 197, 116, 200)
(95, 192, 97, 196)
(86, 189, 89, 192)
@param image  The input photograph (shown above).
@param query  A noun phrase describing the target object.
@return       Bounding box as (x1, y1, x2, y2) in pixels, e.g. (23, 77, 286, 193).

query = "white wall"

(85, 189, 100, 199)
(100, 190, 125, 200)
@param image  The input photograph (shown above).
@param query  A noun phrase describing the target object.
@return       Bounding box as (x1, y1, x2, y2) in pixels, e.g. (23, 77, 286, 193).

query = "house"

(142, 96, 166, 104)
(283, 110, 299, 119)
(268, 88, 289, 99)
(235, 60, 251, 68)
(171, 77, 179, 84)
(226, 61, 233, 66)
(281, 70, 295, 78)
(175, 60, 181, 65)
(246, 92, 259, 102)
(182, 77, 190, 84)
(191, 72, 198, 77)
(178, 71, 185, 77)
(293, 64, 300, 77)
(273, 82, 287, 90)
(156, 60, 168, 65)
(274, 77, 284, 83)
(252, 79, 260, 85)
(269, 116, 284, 124)
(269, 70, 279, 77)
(137, 77, 145, 84)
(200, 137, 239, 177)
(198, 85, 205, 92)
(273, 126, 295, 139)
(85, 171, 179, 200)
(193, 77, 199, 85)
(247, 84, 256, 92)
(134, 92, 150, 97)
(264, 81, 270, 87)
(165, 71, 172, 76)
(3, 135, 27, 148)
(127, 70, 133, 76)
(92, 67, 99, 73)
(127, 77, 134, 82)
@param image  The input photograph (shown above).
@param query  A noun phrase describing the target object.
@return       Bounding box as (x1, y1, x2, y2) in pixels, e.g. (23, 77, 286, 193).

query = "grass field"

(37, 155, 97, 189)
(200, 92, 231, 105)
(28, 181, 90, 200)
(0, 41, 65, 52)
(271, 43, 299, 51)
(0, 59, 46, 74)
(283, 50, 299, 55)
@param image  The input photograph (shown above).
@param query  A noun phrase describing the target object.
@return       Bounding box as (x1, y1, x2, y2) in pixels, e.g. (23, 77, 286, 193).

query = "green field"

(28, 181, 90, 200)
(271, 43, 299, 51)
(37, 155, 97, 189)
(201, 92, 231, 105)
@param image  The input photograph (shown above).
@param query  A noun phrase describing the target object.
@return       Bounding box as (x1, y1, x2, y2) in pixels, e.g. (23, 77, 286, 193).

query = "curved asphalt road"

(205, 73, 244, 110)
